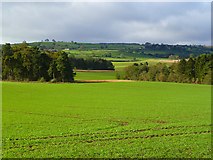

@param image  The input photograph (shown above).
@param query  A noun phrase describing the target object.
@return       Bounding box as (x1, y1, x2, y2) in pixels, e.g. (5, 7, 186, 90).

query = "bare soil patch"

(159, 59, 180, 63)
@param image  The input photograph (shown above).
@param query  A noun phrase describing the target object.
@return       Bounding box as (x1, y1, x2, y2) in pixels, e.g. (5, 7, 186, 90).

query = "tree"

(185, 57, 195, 82)
(20, 45, 37, 80)
(147, 65, 158, 81)
(48, 59, 59, 80)
(56, 52, 74, 82)
(177, 59, 186, 75)
(37, 52, 51, 81)
(2, 43, 15, 79)
(2, 43, 76, 82)
(2, 43, 13, 57)
(194, 54, 210, 83)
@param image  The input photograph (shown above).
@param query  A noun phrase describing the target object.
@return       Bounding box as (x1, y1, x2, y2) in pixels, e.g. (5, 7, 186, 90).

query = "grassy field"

(75, 71, 116, 80)
(112, 58, 178, 71)
(2, 81, 211, 158)
(74, 58, 177, 80)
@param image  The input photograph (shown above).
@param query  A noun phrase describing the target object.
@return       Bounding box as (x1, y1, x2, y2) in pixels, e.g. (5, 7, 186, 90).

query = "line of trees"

(1, 42, 115, 82)
(2, 43, 74, 82)
(70, 57, 114, 70)
(123, 54, 212, 85)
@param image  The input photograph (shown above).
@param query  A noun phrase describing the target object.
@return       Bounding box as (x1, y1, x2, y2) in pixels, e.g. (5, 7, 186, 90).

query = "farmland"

(2, 1, 212, 158)
(74, 58, 179, 80)
(2, 81, 211, 158)
(28, 41, 213, 59)
(75, 70, 116, 80)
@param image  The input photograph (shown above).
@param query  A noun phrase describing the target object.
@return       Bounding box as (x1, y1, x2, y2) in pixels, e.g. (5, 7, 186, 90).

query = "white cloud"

(1, 2, 211, 45)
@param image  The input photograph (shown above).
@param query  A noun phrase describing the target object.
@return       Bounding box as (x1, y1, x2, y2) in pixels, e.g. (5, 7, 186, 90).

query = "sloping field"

(112, 58, 178, 71)
(75, 71, 116, 80)
(2, 81, 211, 158)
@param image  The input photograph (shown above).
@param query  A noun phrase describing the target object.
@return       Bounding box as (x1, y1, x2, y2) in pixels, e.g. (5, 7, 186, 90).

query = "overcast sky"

(1, 1, 211, 45)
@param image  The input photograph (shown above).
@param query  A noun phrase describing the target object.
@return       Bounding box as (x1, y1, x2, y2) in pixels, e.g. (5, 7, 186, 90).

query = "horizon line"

(0, 40, 211, 46)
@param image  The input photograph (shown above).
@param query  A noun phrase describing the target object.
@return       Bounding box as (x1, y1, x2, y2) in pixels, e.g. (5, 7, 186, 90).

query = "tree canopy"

(123, 54, 212, 85)
(2, 43, 75, 82)
(1, 42, 115, 82)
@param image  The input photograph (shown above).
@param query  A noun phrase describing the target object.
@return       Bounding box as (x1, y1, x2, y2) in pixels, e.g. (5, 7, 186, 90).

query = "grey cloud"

(2, 2, 211, 45)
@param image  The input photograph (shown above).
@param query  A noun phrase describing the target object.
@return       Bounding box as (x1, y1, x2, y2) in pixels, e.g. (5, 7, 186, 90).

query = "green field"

(112, 58, 177, 71)
(2, 81, 211, 158)
(75, 71, 116, 80)
(74, 58, 176, 80)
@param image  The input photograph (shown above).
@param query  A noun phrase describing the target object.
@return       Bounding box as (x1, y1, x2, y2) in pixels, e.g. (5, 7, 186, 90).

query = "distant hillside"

(3, 41, 212, 59)
(28, 41, 140, 50)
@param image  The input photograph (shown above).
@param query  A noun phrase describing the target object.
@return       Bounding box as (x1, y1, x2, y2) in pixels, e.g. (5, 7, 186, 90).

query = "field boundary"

(75, 69, 115, 72)
(75, 80, 134, 83)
